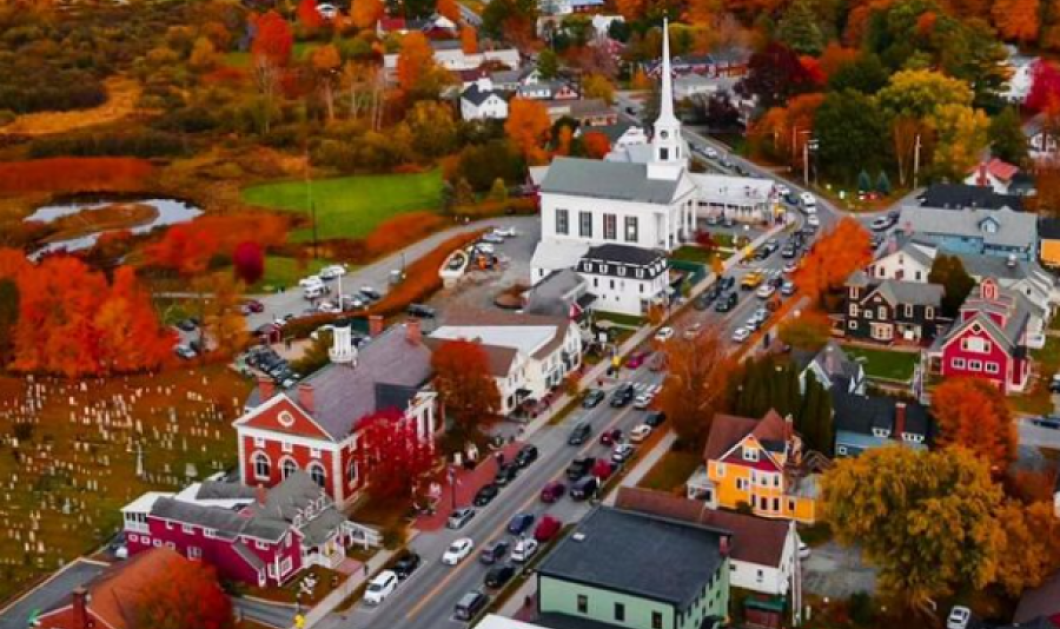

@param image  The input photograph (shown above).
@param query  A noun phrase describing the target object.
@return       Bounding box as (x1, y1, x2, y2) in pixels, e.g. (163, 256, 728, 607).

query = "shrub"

(28, 130, 188, 159)
(364, 231, 483, 318)
(364, 212, 448, 258)
(0, 158, 154, 195)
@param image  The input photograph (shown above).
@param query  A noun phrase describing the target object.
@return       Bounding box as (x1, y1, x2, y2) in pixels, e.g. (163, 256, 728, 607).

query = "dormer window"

(742, 447, 759, 462)
(872, 428, 890, 438)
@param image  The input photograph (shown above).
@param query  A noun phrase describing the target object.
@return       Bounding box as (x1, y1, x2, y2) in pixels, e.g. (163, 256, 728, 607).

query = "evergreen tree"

(929, 254, 976, 317)
(876, 171, 892, 195)
(776, 0, 825, 56)
(857, 170, 872, 192)
(537, 49, 559, 79)
(989, 106, 1029, 165)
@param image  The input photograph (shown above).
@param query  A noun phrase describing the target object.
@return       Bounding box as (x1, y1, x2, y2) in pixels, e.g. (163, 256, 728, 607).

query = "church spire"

(656, 18, 679, 129)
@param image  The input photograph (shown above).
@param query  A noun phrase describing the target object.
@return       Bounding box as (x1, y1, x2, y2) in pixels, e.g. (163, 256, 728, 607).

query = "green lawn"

(841, 345, 920, 383)
(241, 170, 444, 241)
(247, 256, 335, 293)
(224, 42, 319, 68)
(637, 450, 702, 493)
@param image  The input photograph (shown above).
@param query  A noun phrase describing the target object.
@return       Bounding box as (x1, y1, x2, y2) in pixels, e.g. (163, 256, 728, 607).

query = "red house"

(234, 319, 437, 508)
(929, 278, 1033, 393)
(120, 472, 352, 588)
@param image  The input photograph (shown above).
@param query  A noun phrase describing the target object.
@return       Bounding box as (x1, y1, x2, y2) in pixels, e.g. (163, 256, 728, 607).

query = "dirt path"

(0, 76, 141, 136)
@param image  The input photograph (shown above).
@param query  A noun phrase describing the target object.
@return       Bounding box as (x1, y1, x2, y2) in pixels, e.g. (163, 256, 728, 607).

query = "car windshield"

(449, 543, 463, 553)
(368, 583, 382, 592)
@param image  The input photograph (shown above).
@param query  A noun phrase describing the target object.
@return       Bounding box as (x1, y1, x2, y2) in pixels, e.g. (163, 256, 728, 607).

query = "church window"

(579, 212, 592, 238)
(604, 214, 617, 240)
(309, 463, 326, 488)
(556, 209, 569, 235)
(281, 458, 298, 479)
(625, 216, 638, 243)
(254, 453, 271, 480)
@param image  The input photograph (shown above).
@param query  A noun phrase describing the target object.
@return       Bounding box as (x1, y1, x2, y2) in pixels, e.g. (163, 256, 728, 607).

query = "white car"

(799, 191, 816, 208)
(319, 264, 347, 280)
(654, 327, 675, 342)
(704, 146, 719, 159)
(316, 2, 338, 19)
(806, 214, 820, 227)
(798, 540, 811, 559)
(442, 538, 474, 565)
(633, 393, 654, 410)
(494, 226, 517, 238)
(317, 302, 339, 314)
(299, 275, 324, 288)
(776, 184, 791, 197)
(511, 538, 539, 563)
(947, 606, 972, 629)
(732, 327, 751, 343)
(782, 261, 798, 274)
(756, 284, 776, 299)
(475, 243, 495, 255)
(629, 424, 652, 443)
(481, 232, 506, 244)
(363, 570, 399, 605)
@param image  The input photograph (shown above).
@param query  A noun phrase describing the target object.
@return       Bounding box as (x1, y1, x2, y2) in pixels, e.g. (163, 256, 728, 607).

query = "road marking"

(403, 403, 639, 621)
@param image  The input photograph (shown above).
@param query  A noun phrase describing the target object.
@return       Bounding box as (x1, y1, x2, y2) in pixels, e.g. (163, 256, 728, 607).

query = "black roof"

(461, 82, 506, 107)
(919, 184, 1023, 211)
(537, 507, 725, 610)
(583, 244, 665, 267)
(831, 389, 934, 441)
(1040, 217, 1060, 240)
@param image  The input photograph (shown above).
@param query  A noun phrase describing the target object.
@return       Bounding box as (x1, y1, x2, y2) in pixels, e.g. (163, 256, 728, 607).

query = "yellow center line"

(405, 403, 638, 621)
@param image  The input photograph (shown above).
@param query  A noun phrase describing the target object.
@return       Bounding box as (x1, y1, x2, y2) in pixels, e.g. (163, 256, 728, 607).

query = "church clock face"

(660, 131, 669, 139)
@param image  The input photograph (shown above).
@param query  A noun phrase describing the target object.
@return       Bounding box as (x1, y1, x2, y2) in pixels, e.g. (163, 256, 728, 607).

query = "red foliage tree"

(581, 131, 611, 159)
(251, 11, 294, 67)
(0, 158, 153, 195)
(354, 409, 436, 501)
(134, 554, 233, 629)
(931, 377, 1017, 472)
(232, 241, 265, 285)
(1027, 60, 1060, 113)
(431, 338, 502, 440)
(794, 217, 872, 303)
(146, 214, 288, 277)
(297, 0, 324, 28)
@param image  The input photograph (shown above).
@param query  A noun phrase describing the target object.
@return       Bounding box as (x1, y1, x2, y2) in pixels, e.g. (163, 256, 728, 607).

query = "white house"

(1002, 47, 1039, 104)
(964, 158, 1022, 195)
(531, 20, 696, 285)
(460, 79, 509, 120)
(383, 40, 520, 76)
(692, 172, 777, 224)
(426, 309, 582, 414)
(576, 244, 669, 316)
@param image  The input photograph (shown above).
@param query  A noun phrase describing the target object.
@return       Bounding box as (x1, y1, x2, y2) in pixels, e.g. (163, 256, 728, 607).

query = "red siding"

(242, 435, 337, 500)
(240, 396, 333, 441)
(940, 327, 1012, 392)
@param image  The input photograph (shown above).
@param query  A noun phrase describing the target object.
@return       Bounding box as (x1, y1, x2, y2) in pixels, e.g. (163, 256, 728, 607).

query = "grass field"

(637, 450, 701, 493)
(0, 366, 251, 604)
(241, 171, 444, 241)
(247, 256, 336, 293)
(841, 345, 919, 383)
(224, 42, 319, 69)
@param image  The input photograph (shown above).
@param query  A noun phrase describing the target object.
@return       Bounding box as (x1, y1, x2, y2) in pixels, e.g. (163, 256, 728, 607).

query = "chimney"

(719, 535, 730, 557)
(258, 376, 275, 402)
(72, 587, 89, 629)
(369, 315, 384, 337)
(894, 402, 907, 441)
(298, 383, 315, 414)
(256, 484, 267, 506)
(406, 318, 422, 345)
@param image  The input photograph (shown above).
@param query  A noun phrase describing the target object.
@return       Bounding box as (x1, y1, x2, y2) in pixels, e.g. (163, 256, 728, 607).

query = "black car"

(1033, 416, 1060, 430)
(781, 246, 797, 259)
(695, 287, 720, 310)
(514, 444, 538, 468)
(566, 456, 596, 480)
(454, 591, 489, 621)
(406, 303, 436, 318)
(507, 512, 536, 535)
(392, 551, 422, 579)
(495, 462, 520, 486)
(644, 411, 667, 428)
(715, 292, 738, 312)
(473, 483, 500, 506)
(610, 383, 635, 407)
(479, 540, 510, 565)
(484, 564, 516, 588)
(570, 475, 600, 501)
(719, 276, 736, 291)
(582, 389, 606, 408)
(568, 422, 592, 445)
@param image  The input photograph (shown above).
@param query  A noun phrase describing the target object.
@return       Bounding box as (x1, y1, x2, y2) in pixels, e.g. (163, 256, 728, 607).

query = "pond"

(26, 197, 202, 258)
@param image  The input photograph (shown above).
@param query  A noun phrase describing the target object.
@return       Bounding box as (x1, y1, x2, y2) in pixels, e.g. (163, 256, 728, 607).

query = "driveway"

(802, 541, 877, 599)
(0, 560, 108, 629)
(1017, 415, 1060, 450)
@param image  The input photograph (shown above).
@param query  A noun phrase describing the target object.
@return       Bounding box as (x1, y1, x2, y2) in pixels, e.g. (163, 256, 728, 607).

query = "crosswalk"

(631, 383, 662, 396)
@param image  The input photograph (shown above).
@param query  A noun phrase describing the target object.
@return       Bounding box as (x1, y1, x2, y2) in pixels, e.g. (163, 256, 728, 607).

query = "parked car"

(704, 146, 719, 159)
(174, 345, 197, 360)
(511, 538, 539, 563)
(799, 191, 816, 209)
(479, 540, 510, 565)
(654, 327, 675, 342)
(581, 389, 605, 408)
(484, 564, 516, 589)
(566, 456, 596, 480)
(447, 508, 476, 530)
(359, 286, 382, 301)
(683, 322, 704, 339)
(807, 214, 820, 228)
(870, 216, 893, 232)
(612, 443, 635, 464)
(1033, 416, 1060, 430)
(798, 540, 811, 559)
(299, 276, 324, 288)
(715, 292, 738, 312)
(947, 607, 972, 629)
(534, 515, 563, 542)
(625, 350, 650, 369)
(629, 424, 653, 443)
(781, 281, 797, 297)
(481, 232, 505, 244)
(570, 475, 599, 501)
(741, 272, 764, 290)
(644, 411, 666, 428)
(392, 551, 422, 580)
(406, 303, 436, 318)
(241, 299, 264, 314)
(176, 319, 198, 332)
(454, 590, 489, 621)
(473, 484, 500, 507)
(541, 480, 566, 503)
(599, 428, 622, 446)
(514, 444, 538, 468)
(610, 383, 635, 407)
(1049, 374, 1060, 393)
(442, 538, 474, 565)
(568, 422, 592, 445)
(756, 284, 777, 300)
(494, 462, 520, 486)
(507, 512, 536, 535)
(319, 264, 347, 279)
(363, 570, 399, 605)
(732, 327, 751, 343)
(633, 393, 654, 410)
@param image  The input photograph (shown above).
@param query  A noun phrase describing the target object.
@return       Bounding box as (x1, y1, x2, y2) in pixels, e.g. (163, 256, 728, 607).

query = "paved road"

(0, 560, 107, 629)
(234, 598, 298, 629)
(245, 216, 537, 331)
(1017, 416, 1060, 450)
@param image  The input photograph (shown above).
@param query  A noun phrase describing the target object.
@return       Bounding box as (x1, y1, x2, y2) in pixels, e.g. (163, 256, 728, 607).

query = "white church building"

(530, 20, 695, 317)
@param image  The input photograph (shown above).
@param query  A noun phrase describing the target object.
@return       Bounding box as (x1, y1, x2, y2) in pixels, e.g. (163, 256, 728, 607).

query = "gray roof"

(151, 496, 288, 543)
(525, 269, 588, 317)
(233, 541, 265, 570)
(584, 243, 665, 267)
(462, 83, 506, 107)
(537, 507, 725, 610)
(808, 341, 862, 383)
(541, 157, 681, 204)
(832, 390, 934, 441)
(194, 481, 258, 501)
(291, 323, 433, 440)
(299, 508, 347, 546)
(870, 279, 944, 307)
(902, 206, 1037, 250)
(945, 283, 1034, 351)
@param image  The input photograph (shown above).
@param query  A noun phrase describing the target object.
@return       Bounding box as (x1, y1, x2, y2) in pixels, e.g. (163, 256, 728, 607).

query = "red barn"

(234, 319, 437, 508)
(929, 278, 1034, 394)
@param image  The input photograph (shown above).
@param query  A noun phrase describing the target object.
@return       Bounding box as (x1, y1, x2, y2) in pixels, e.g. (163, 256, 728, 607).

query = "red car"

(241, 299, 265, 314)
(540, 481, 566, 503)
(591, 459, 615, 480)
(625, 350, 650, 369)
(534, 515, 563, 542)
(599, 428, 622, 446)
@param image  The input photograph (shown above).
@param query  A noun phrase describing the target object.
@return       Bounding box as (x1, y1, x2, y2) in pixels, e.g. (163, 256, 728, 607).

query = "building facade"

(843, 272, 945, 345)
(577, 244, 669, 316)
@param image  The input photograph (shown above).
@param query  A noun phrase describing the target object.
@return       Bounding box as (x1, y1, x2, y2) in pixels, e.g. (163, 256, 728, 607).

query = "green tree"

(857, 170, 872, 192)
(989, 107, 1029, 165)
(821, 448, 1004, 612)
(797, 377, 833, 455)
(537, 49, 559, 79)
(827, 53, 889, 94)
(488, 178, 509, 202)
(454, 177, 475, 206)
(876, 171, 892, 195)
(814, 89, 887, 183)
(776, 0, 825, 55)
(928, 254, 976, 317)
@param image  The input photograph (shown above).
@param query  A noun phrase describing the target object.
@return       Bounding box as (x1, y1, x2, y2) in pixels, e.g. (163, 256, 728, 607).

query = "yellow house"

(688, 410, 817, 523)
(1040, 218, 1060, 268)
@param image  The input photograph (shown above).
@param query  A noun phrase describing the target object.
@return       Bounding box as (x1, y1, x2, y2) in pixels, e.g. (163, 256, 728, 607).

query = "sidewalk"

(602, 430, 677, 506)
(415, 441, 524, 532)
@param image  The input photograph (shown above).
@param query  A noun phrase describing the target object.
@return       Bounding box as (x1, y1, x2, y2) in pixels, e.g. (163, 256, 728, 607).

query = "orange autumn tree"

(431, 339, 501, 442)
(505, 98, 552, 164)
(297, 0, 325, 28)
(438, 0, 462, 22)
(135, 554, 233, 629)
(351, 0, 384, 29)
(992, 0, 1040, 43)
(396, 31, 448, 98)
(5, 257, 174, 378)
(794, 217, 872, 303)
(581, 130, 611, 158)
(930, 377, 1017, 471)
(145, 214, 288, 277)
(460, 25, 478, 54)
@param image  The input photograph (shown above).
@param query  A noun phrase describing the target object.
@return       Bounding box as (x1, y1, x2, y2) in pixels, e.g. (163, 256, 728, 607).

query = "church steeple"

(648, 18, 683, 180)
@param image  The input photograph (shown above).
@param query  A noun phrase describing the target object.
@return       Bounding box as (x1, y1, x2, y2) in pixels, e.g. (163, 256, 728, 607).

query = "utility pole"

(305, 148, 318, 259)
(913, 133, 922, 190)
(803, 140, 809, 186)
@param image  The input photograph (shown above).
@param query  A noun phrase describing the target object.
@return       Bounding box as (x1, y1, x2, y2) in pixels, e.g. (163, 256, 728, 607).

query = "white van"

(303, 284, 327, 300)
(800, 192, 817, 213)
